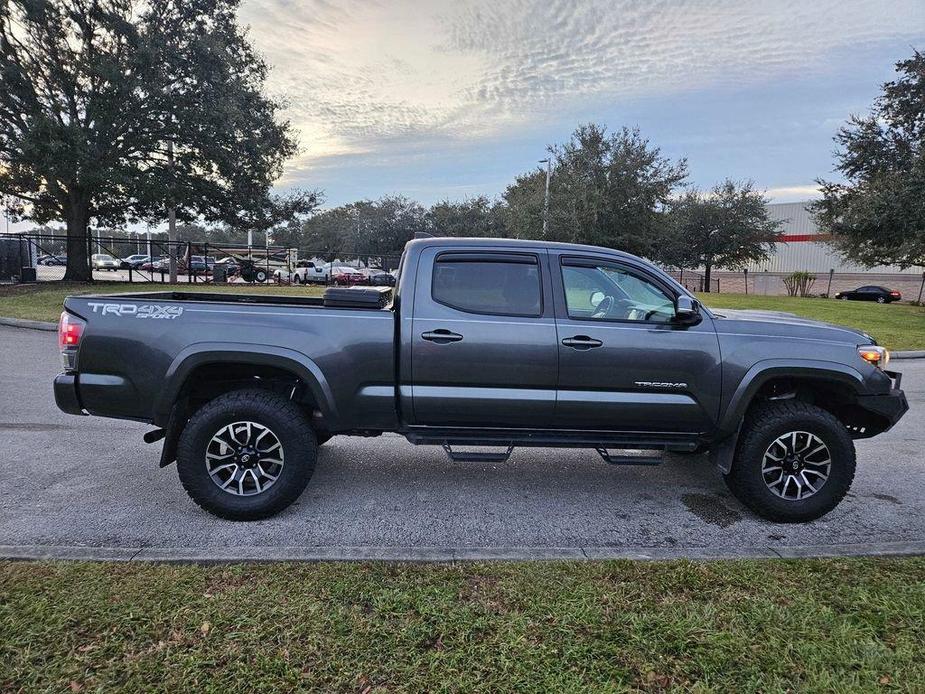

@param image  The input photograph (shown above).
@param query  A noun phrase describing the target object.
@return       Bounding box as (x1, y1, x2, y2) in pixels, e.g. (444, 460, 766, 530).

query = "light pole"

(539, 158, 552, 238)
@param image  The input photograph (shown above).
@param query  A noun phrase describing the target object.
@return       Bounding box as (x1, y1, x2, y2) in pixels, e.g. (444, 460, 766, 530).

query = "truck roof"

(404, 236, 645, 262)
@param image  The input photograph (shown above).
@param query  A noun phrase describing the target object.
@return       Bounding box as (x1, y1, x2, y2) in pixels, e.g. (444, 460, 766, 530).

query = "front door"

(552, 254, 722, 433)
(410, 247, 558, 427)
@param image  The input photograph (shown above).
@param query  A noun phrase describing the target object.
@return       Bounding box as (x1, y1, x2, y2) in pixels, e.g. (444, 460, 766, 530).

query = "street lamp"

(539, 158, 551, 238)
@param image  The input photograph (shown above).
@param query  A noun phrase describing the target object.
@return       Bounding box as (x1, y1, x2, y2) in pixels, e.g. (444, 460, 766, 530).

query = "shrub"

(783, 271, 817, 297)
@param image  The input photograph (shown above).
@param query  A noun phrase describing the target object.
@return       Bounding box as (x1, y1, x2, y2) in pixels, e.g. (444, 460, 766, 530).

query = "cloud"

(764, 185, 823, 202)
(238, 0, 924, 185)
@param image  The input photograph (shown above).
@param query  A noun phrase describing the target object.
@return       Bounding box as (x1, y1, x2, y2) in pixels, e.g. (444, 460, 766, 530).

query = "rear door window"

(432, 254, 541, 317)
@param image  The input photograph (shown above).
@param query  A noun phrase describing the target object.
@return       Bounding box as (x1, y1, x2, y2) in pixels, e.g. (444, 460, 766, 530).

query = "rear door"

(410, 246, 558, 427)
(552, 253, 722, 433)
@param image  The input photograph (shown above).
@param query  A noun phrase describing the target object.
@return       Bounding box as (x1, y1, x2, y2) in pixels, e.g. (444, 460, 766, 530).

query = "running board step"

(596, 448, 663, 466)
(442, 443, 514, 463)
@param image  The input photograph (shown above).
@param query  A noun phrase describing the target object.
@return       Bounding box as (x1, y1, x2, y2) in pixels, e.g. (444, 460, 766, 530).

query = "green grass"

(697, 293, 925, 350)
(0, 282, 325, 323)
(1, 559, 924, 692)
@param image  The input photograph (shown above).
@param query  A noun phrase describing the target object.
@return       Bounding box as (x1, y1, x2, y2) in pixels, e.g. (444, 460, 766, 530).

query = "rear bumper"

(53, 373, 86, 416)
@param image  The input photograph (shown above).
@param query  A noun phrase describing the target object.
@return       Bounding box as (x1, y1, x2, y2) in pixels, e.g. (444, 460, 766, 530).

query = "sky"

(233, 0, 925, 208)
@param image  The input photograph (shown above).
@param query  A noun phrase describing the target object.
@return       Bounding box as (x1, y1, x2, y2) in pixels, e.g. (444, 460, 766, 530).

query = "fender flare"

(716, 359, 865, 439)
(153, 342, 339, 428)
(709, 359, 866, 473)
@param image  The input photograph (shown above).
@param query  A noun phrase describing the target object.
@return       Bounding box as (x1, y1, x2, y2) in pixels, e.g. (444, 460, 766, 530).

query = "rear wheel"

(877, 296, 886, 304)
(177, 389, 317, 520)
(724, 401, 855, 523)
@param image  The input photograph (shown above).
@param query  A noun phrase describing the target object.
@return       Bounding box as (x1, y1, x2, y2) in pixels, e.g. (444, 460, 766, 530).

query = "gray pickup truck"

(54, 237, 908, 522)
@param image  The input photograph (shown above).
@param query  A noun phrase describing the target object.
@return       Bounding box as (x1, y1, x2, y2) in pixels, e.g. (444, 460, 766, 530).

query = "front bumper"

(856, 372, 908, 430)
(53, 373, 86, 416)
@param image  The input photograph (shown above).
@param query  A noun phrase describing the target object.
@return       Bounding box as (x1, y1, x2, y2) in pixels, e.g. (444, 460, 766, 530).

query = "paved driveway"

(0, 324, 922, 560)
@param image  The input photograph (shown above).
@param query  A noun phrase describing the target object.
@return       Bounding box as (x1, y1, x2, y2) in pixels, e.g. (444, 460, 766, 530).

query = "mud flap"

(158, 400, 190, 468)
(708, 428, 740, 474)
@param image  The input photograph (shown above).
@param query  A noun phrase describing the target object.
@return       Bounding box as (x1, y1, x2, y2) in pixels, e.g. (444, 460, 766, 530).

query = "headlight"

(858, 345, 889, 368)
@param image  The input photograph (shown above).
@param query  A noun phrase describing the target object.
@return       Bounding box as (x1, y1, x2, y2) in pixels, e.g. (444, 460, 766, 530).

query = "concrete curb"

(1, 541, 924, 563)
(1, 314, 924, 358)
(893, 350, 925, 359)
(0, 316, 57, 331)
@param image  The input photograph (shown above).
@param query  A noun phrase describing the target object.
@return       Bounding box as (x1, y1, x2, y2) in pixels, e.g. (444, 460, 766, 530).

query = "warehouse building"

(704, 201, 925, 297)
(747, 202, 925, 275)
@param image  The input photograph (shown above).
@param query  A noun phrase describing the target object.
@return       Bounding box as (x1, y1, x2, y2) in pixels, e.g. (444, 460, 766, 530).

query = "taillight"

(890, 291, 900, 297)
(58, 312, 85, 370)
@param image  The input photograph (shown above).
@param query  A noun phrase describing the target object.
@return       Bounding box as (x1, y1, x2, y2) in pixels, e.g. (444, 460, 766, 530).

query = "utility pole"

(539, 158, 552, 238)
(167, 138, 177, 283)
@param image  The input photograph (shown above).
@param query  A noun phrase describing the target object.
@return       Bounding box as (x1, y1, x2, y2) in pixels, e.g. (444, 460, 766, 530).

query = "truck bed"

(61, 290, 399, 432)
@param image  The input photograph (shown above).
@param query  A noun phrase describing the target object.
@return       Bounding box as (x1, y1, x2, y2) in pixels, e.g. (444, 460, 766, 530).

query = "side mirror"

(674, 295, 701, 325)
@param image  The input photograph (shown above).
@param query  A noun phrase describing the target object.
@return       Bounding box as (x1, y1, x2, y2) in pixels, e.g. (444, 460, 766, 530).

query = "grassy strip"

(697, 293, 925, 350)
(0, 282, 325, 323)
(1, 558, 924, 691)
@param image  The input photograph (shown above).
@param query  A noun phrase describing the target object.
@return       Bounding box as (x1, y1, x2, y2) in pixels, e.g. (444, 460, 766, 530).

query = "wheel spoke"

(762, 431, 831, 502)
(206, 421, 285, 497)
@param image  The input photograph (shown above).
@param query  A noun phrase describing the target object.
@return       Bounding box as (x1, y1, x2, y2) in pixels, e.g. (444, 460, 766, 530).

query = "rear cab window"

(431, 253, 542, 317)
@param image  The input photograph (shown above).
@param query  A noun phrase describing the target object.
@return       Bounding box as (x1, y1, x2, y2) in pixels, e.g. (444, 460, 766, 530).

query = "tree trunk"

(62, 203, 91, 282)
(703, 263, 712, 293)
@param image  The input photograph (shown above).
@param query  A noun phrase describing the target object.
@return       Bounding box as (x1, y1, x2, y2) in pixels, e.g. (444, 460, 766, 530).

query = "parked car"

(121, 254, 150, 269)
(272, 260, 330, 284)
(834, 286, 901, 303)
(331, 266, 366, 285)
(54, 237, 907, 523)
(91, 253, 120, 271)
(40, 255, 67, 266)
(139, 256, 166, 271)
(366, 268, 397, 287)
(188, 255, 215, 273)
(212, 257, 240, 277)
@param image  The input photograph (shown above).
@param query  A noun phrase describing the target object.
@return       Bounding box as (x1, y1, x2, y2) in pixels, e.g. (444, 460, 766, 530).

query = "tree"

(0, 0, 302, 280)
(354, 196, 427, 268)
(302, 207, 353, 262)
(812, 51, 925, 268)
(664, 180, 783, 292)
(503, 124, 687, 256)
(427, 196, 508, 237)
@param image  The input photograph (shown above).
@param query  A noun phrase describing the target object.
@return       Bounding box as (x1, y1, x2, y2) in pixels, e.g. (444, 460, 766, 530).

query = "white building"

(749, 202, 925, 274)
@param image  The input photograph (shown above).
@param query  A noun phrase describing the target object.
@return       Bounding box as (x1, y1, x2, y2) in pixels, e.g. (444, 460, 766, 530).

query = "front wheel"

(176, 389, 317, 520)
(724, 401, 855, 523)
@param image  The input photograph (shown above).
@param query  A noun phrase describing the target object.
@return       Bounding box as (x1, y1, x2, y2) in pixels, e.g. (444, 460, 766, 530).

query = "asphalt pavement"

(1, 324, 923, 560)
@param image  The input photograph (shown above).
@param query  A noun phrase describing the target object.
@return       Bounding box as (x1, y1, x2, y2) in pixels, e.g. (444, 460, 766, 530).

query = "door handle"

(422, 329, 463, 344)
(562, 335, 603, 349)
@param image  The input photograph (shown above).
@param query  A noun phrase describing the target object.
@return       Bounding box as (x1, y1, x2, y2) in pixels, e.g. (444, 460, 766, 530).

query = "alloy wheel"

(761, 430, 831, 501)
(205, 421, 285, 496)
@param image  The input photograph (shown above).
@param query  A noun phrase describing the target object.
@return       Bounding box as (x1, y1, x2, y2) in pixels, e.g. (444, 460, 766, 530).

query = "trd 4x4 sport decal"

(87, 303, 183, 319)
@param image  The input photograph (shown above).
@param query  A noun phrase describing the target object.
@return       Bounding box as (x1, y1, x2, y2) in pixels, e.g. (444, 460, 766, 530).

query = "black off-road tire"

(177, 389, 317, 520)
(724, 401, 856, 523)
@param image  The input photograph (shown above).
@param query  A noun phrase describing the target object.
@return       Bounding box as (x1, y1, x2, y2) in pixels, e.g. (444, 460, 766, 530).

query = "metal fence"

(0, 232, 405, 286)
(665, 269, 720, 294)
